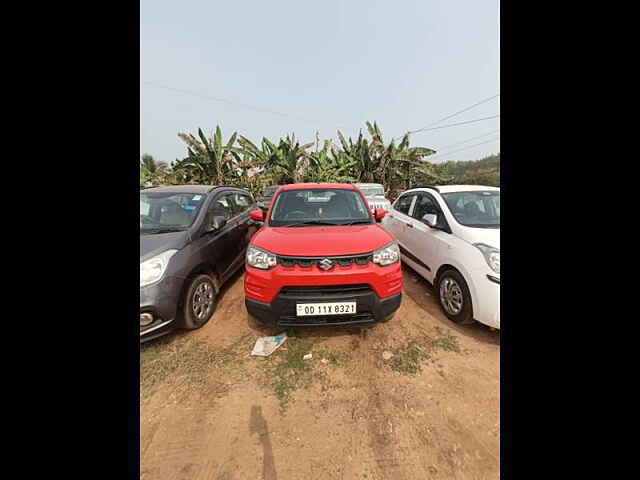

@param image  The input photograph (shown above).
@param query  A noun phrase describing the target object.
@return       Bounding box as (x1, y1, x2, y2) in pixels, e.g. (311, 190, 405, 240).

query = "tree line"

(140, 122, 500, 194)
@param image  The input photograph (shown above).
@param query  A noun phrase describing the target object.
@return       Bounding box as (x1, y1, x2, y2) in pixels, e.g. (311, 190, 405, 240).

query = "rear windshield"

(269, 189, 372, 227)
(357, 185, 385, 197)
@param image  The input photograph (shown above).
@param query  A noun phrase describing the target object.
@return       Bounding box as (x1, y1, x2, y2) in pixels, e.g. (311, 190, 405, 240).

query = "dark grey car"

(140, 185, 259, 342)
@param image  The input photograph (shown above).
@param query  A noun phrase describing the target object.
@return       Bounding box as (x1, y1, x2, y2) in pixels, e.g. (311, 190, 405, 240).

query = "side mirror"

(374, 208, 386, 222)
(208, 215, 227, 232)
(422, 213, 437, 228)
(249, 209, 264, 222)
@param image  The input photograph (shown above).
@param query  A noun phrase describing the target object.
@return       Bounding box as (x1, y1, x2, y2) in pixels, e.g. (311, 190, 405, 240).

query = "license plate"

(296, 302, 357, 316)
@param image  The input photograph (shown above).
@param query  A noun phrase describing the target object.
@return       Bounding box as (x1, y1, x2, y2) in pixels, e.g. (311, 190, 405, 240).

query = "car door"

(229, 190, 259, 259)
(384, 192, 417, 250)
(197, 190, 243, 281)
(404, 192, 451, 283)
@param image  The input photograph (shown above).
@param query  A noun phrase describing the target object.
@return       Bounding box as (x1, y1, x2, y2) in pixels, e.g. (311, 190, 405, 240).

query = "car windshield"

(140, 192, 206, 232)
(441, 191, 500, 228)
(358, 185, 385, 197)
(269, 188, 373, 226)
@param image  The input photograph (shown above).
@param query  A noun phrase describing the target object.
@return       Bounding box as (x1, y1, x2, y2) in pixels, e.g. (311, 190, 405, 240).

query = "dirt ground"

(141, 266, 500, 480)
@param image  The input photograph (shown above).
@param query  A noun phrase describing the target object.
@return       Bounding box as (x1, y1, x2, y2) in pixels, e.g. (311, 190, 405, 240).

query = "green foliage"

(437, 153, 500, 186)
(163, 121, 442, 193)
(143, 123, 498, 193)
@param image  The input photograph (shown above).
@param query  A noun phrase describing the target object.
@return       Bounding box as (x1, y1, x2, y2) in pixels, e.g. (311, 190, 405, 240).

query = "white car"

(382, 185, 500, 329)
(354, 183, 392, 212)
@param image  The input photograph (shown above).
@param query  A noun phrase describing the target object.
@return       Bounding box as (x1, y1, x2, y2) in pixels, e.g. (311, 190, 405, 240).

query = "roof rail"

(412, 185, 440, 192)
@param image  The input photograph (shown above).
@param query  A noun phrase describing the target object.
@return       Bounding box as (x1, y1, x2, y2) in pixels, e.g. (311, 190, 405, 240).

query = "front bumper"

(140, 275, 184, 342)
(472, 273, 500, 329)
(246, 287, 401, 327)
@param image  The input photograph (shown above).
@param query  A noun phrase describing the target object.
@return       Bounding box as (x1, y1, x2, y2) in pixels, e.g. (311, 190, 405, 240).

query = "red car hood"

(251, 224, 394, 256)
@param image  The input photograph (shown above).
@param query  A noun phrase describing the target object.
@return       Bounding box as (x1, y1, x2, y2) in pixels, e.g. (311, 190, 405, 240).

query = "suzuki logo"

(318, 258, 335, 271)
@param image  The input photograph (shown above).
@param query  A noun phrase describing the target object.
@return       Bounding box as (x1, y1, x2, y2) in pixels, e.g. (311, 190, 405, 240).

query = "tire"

(436, 269, 474, 325)
(181, 274, 218, 330)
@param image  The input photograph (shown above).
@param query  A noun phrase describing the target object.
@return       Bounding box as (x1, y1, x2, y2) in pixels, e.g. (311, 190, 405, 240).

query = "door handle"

(405, 222, 414, 228)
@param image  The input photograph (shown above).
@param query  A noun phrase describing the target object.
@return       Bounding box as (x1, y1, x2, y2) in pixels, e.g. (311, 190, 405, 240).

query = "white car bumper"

(473, 273, 500, 329)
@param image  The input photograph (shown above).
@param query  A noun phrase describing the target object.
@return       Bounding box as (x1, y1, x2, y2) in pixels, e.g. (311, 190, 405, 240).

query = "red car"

(244, 183, 402, 327)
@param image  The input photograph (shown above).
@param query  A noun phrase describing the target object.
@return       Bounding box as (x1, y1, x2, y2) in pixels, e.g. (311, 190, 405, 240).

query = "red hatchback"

(244, 183, 402, 327)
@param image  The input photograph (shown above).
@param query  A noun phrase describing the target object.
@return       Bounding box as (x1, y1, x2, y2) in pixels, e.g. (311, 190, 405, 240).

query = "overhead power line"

(408, 115, 500, 135)
(393, 93, 500, 140)
(429, 137, 500, 163)
(413, 93, 499, 131)
(436, 129, 500, 151)
(143, 81, 347, 128)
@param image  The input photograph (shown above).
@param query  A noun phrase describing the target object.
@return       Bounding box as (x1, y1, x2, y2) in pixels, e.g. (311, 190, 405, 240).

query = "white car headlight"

(475, 243, 500, 274)
(372, 242, 400, 266)
(247, 245, 277, 270)
(140, 249, 178, 287)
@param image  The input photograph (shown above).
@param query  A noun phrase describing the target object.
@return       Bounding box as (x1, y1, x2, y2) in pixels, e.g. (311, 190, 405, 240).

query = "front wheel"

(181, 274, 218, 330)
(437, 269, 474, 325)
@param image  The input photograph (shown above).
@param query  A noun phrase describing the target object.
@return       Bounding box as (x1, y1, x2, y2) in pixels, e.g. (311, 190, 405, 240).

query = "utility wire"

(393, 93, 500, 140)
(411, 93, 499, 132)
(429, 137, 500, 163)
(408, 115, 500, 136)
(435, 129, 500, 151)
(143, 81, 347, 128)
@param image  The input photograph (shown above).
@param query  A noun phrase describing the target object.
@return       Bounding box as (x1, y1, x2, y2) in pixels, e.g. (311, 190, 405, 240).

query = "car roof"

(278, 183, 357, 191)
(141, 185, 226, 194)
(408, 185, 500, 194)
(354, 183, 383, 187)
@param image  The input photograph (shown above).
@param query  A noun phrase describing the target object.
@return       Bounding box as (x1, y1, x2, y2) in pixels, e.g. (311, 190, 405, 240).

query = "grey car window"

(209, 193, 235, 220)
(394, 193, 414, 215)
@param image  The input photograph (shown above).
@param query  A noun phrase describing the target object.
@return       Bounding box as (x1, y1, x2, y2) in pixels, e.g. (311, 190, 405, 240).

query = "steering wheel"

(284, 210, 307, 220)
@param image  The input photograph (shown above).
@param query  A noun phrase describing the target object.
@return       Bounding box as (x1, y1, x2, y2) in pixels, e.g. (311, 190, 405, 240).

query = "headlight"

(372, 242, 400, 266)
(247, 245, 277, 270)
(140, 249, 178, 287)
(474, 243, 500, 274)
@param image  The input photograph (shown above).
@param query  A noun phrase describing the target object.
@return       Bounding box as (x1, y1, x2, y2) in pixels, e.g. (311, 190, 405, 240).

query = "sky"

(141, 0, 499, 165)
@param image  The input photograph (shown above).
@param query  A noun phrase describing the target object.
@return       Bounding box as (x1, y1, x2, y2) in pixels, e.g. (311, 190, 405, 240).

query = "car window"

(140, 192, 205, 231)
(441, 191, 500, 228)
(269, 188, 372, 226)
(140, 200, 150, 216)
(209, 193, 235, 220)
(231, 193, 253, 214)
(393, 193, 415, 215)
(411, 193, 439, 220)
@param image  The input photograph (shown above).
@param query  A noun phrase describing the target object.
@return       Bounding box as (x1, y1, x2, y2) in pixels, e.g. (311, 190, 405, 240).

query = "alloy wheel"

(440, 277, 463, 316)
(192, 281, 214, 322)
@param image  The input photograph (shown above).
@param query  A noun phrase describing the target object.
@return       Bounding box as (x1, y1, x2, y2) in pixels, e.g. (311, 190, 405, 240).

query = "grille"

(279, 313, 375, 326)
(277, 253, 372, 268)
(279, 284, 372, 297)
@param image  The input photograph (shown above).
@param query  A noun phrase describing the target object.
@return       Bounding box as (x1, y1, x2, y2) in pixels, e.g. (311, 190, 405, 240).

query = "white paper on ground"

(251, 333, 288, 357)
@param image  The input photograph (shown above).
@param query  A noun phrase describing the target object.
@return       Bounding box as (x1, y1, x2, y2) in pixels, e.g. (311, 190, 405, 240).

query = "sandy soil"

(141, 266, 499, 480)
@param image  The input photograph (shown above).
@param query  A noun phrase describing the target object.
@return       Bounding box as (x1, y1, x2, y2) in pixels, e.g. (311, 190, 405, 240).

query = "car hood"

(251, 224, 394, 256)
(140, 231, 189, 262)
(458, 226, 500, 250)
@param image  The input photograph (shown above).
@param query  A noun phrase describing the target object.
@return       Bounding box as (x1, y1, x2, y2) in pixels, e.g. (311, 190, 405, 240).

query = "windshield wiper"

(340, 220, 373, 226)
(280, 220, 341, 227)
(141, 227, 187, 234)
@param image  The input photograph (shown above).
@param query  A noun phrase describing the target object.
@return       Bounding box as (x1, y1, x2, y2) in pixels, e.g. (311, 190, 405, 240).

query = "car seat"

(159, 202, 191, 225)
(321, 195, 350, 219)
(463, 201, 482, 217)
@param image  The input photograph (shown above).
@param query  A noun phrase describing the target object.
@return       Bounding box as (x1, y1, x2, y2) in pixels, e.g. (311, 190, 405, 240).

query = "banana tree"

(305, 140, 357, 182)
(176, 126, 238, 185)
